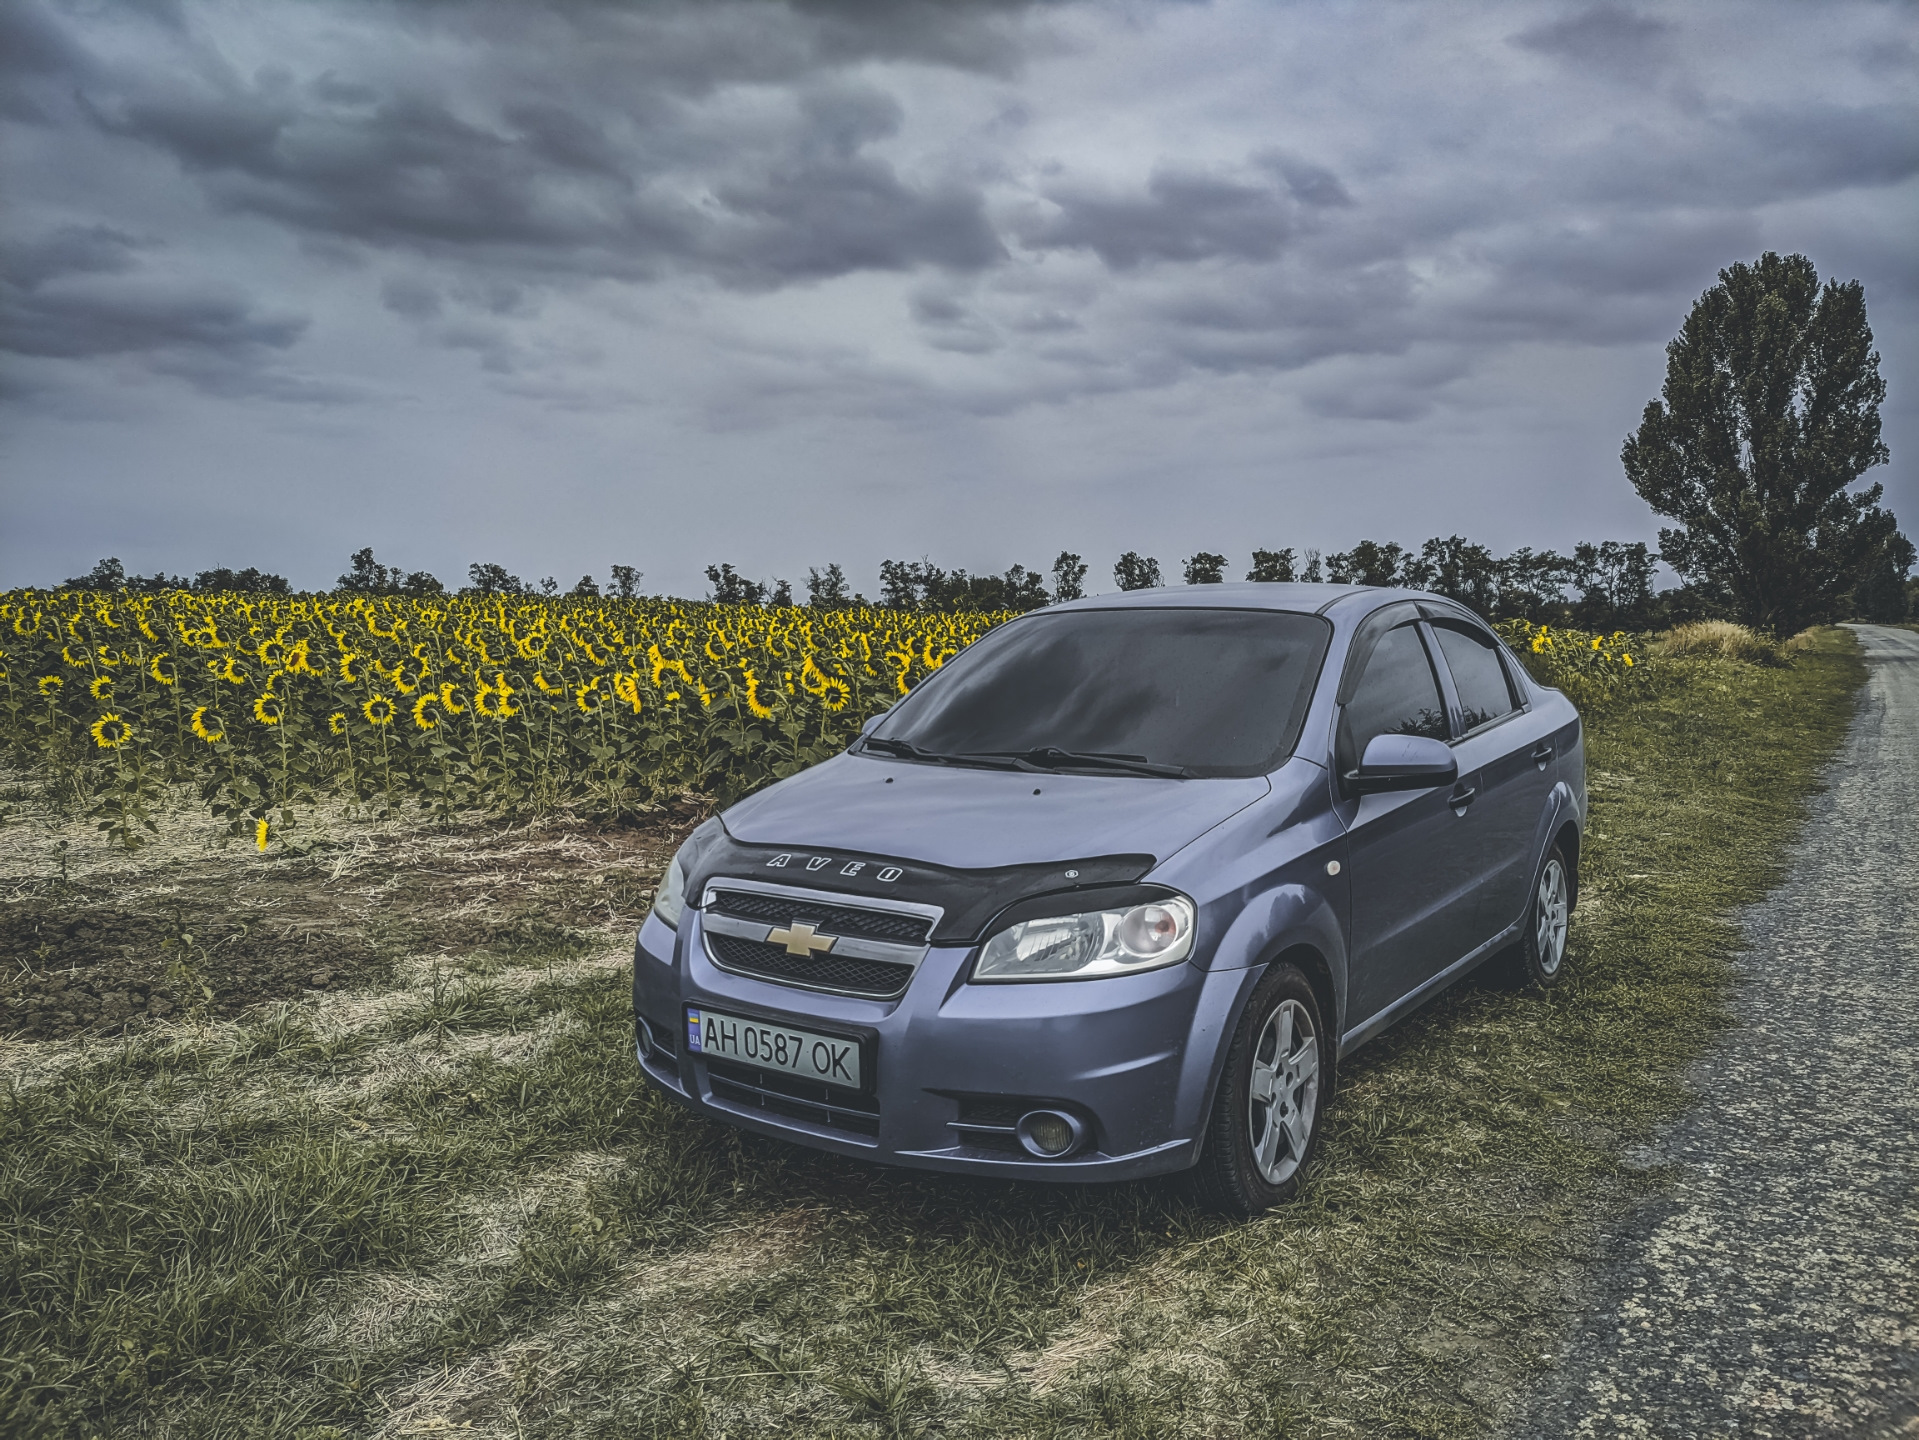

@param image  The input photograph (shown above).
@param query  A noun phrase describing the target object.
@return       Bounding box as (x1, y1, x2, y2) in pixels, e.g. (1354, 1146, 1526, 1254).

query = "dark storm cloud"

(53, 2, 1007, 289)
(0, 274, 302, 361)
(0, 223, 144, 290)
(1024, 164, 1303, 269)
(0, 0, 91, 83)
(1, 0, 1913, 443)
(1512, 5, 1676, 77)
(0, 225, 305, 373)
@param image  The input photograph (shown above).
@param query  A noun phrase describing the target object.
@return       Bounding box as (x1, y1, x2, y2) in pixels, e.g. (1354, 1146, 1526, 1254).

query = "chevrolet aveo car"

(633, 583, 1584, 1213)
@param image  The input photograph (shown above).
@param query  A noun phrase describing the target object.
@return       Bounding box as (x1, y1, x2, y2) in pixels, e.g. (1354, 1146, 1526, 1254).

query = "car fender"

(1171, 884, 1350, 1162)
(1206, 881, 1347, 991)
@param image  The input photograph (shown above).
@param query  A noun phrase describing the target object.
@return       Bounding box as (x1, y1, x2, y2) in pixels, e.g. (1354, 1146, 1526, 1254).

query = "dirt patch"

(0, 808, 698, 1041)
(0, 885, 385, 1037)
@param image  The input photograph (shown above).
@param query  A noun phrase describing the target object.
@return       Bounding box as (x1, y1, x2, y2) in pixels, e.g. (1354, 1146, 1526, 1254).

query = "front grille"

(706, 1056, 881, 1138)
(706, 932, 914, 998)
(708, 888, 932, 945)
(955, 1095, 1028, 1127)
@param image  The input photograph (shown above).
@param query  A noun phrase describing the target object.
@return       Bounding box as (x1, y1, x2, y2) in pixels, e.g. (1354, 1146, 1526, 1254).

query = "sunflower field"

(0, 589, 1013, 847)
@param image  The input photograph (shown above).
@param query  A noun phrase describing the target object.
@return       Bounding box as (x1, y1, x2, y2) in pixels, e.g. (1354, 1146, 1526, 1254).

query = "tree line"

(688, 537, 1669, 632)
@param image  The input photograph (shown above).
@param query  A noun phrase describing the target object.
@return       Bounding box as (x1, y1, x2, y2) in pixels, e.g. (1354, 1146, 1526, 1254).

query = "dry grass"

(0, 631, 1868, 1440)
(1652, 619, 1786, 664)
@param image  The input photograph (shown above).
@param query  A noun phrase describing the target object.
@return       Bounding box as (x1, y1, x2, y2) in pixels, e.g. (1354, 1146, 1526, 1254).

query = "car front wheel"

(1189, 963, 1327, 1215)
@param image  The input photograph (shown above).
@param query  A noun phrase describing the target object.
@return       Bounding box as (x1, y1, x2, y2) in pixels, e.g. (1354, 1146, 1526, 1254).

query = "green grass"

(0, 631, 1865, 1439)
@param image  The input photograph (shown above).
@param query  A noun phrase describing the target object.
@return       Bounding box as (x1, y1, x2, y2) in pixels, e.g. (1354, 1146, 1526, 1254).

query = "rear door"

(1428, 617, 1559, 944)
(1338, 620, 1481, 1026)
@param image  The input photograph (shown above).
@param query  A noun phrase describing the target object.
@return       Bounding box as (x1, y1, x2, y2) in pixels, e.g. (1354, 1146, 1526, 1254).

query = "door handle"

(1448, 784, 1478, 811)
(1530, 742, 1555, 768)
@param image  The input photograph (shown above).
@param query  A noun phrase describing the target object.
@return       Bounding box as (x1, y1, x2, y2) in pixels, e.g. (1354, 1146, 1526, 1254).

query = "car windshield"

(870, 608, 1332, 777)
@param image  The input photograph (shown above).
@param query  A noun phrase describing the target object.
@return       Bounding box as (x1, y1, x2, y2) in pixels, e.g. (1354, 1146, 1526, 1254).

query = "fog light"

(1016, 1109, 1087, 1158)
(636, 1016, 657, 1057)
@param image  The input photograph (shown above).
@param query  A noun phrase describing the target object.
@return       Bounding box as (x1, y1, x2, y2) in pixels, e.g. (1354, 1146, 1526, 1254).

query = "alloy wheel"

(1247, 997, 1319, 1186)
(1536, 857, 1570, 977)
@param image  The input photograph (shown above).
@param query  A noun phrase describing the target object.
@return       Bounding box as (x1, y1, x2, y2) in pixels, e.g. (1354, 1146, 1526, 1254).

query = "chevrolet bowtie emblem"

(768, 921, 838, 958)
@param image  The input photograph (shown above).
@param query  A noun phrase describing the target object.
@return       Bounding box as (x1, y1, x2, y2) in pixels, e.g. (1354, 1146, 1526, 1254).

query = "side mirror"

(1349, 733, 1457, 794)
(858, 712, 887, 738)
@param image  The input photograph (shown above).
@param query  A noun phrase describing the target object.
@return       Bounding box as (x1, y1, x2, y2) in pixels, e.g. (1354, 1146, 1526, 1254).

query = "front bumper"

(631, 908, 1254, 1181)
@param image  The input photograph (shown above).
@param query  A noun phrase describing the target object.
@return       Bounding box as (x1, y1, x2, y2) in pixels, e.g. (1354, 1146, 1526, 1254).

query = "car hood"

(721, 751, 1272, 871)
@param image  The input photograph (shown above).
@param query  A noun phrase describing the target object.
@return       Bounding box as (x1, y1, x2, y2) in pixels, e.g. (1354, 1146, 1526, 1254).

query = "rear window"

(873, 608, 1333, 777)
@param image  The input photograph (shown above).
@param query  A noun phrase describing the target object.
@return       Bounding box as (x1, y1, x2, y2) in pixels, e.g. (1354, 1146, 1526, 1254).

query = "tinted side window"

(1433, 623, 1516, 731)
(1337, 624, 1447, 774)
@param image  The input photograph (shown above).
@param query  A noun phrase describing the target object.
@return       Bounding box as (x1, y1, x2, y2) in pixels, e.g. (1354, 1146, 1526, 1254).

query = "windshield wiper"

(860, 736, 1021, 770)
(976, 747, 1194, 779)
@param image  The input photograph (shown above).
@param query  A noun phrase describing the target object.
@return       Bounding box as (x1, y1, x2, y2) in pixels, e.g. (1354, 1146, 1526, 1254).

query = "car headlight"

(650, 817, 724, 932)
(653, 850, 689, 930)
(972, 895, 1196, 982)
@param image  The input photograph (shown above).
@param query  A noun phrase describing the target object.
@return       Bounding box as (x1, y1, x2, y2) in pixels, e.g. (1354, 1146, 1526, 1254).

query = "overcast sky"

(3, 0, 1914, 596)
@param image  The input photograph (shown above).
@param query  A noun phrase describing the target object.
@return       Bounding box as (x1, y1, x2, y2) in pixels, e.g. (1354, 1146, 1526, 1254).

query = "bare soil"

(0, 804, 702, 1041)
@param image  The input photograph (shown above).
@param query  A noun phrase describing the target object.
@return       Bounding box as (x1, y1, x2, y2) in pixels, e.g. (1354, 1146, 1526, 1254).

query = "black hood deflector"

(682, 824, 1154, 947)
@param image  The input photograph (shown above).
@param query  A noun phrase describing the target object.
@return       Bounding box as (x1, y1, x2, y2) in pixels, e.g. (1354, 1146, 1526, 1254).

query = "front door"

(1337, 621, 1481, 1026)
(1429, 619, 1559, 944)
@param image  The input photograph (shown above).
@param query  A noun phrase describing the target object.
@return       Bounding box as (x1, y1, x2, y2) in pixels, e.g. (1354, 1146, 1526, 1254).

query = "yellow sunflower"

(253, 693, 284, 726)
(339, 652, 362, 683)
(148, 653, 176, 686)
(819, 677, 851, 712)
(89, 675, 113, 700)
(255, 818, 270, 852)
(575, 678, 604, 714)
(216, 656, 247, 684)
(612, 672, 644, 714)
(438, 681, 466, 715)
(362, 694, 396, 727)
(475, 672, 519, 720)
(38, 675, 62, 697)
(328, 712, 347, 735)
(741, 668, 776, 720)
(411, 692, 439, 730)
(90, 713, 133, 749)
(190, 706, 225, 743)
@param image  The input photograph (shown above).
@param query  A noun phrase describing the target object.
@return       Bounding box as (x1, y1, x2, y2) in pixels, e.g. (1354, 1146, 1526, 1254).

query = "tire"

(1188, 964, 1329, 1215)
(1506, 841, 1573, 990)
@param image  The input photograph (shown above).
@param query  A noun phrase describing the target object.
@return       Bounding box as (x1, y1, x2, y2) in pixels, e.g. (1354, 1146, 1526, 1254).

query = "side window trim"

(1334, 618, 1452, 790)
(1495, 645, 1532, 713)
(1335, 601, 1424, 707)
(1427, 616, 1524, 741)
(1418, 620, 1463, 743)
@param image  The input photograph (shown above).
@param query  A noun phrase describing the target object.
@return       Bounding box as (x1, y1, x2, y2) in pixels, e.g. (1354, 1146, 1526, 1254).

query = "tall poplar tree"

(1622, 252, 1904, 635)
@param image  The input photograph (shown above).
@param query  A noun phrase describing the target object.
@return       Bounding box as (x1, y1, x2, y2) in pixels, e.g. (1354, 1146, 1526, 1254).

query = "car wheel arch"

(1189, 940, 1341, 1164)
(1551, 819, 1580, 909)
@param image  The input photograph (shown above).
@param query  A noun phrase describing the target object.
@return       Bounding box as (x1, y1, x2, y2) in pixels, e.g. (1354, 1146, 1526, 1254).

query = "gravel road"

(1510, 624, 1919, 1439)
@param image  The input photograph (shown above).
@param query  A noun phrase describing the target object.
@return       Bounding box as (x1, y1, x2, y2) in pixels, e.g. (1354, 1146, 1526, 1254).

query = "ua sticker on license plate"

(685, 1007, 862, 1089)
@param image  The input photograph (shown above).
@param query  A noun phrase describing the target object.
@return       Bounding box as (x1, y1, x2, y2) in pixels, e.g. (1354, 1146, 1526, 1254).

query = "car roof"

(1043, 581, 1421, 618)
